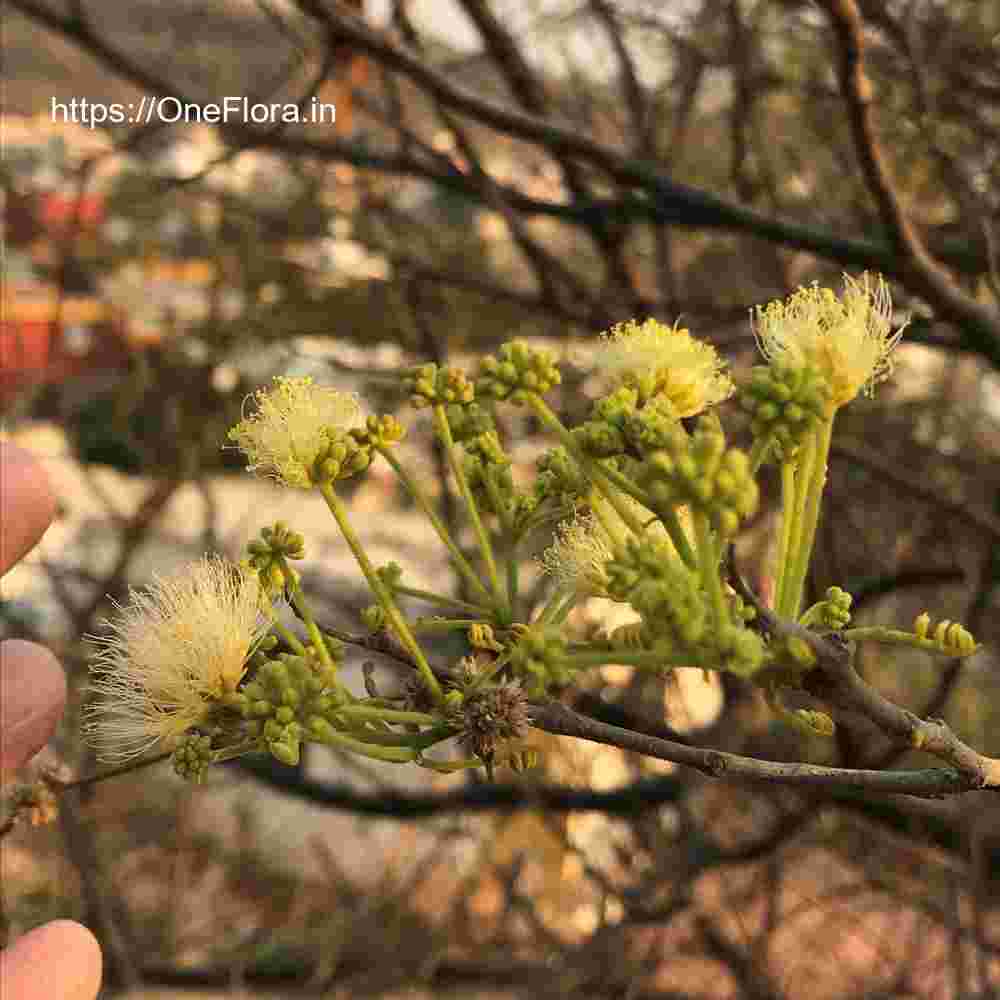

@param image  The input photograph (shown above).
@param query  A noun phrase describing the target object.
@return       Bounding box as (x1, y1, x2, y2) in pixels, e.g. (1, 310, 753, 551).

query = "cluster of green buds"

(356, 413, 406, 450)
(361, 603, 387, 631)
(606, 537, 707, 648)
(477, 340, 561, 403)
(508, 626, 572, 697)
(239, 647, 343, 766)
(738, 363, 831, 461)
(604, 537, 764, 677)
(172, 732, 215, 783)
(619, 397, 680, 455)
(635, 415, 758, 538)
(571, 387, 639, 459)
(311, 427, 373, 484)
(445, 401, 495, 445)
(244, 521, 305, 598)
(462, 431, 515, 516)
(534, 445, 591, 506)
(764, 685, 836, 738)
(800, 586, 853, 630)
(406, 363, 475, 409)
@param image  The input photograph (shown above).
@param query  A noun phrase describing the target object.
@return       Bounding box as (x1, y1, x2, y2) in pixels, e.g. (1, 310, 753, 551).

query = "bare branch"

(820, 0, 1000, 358)
(530, 700, 985, 799)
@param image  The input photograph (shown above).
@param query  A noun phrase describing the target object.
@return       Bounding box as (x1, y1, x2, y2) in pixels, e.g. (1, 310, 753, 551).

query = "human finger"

(0, 920, 102, 1000)
(0, 640, 67, 781)
(1, 441, 57, 577)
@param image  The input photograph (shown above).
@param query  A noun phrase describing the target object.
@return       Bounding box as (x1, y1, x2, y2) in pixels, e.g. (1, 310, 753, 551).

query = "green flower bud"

(464, 435, 517, 517)
(820, 586, 853, 629)
(535, 446, 589, 505)
(605, 537, 707, 648)
(509, 626, 570, 696)
(377, 561, 405, 590)
(446, 401, 495, 444)
(738, 363, 831, 461)
(242, 680, 265, 702)
(312, 430, 372, 483)
(572, 420, 626, 458)
(715, 624, 765, 678)
(636, 416, 757, 538)
(406, 363, 475, 408)
(172, 732, 214, 783)
(622, 397, 681, 454)
(477, 340, 561, 404)
(359, 414, 406, 449)
(912, 613, 978, 656)
(591, 387, 639, 427)
(362, 604, 387, 631)
(243, 524, 308, 597)
(464, 430, 509, 467)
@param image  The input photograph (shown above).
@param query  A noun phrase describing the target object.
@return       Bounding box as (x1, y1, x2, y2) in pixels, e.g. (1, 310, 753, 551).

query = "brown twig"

(530, 700, 984, 798)
(820, 0, 1000, 353)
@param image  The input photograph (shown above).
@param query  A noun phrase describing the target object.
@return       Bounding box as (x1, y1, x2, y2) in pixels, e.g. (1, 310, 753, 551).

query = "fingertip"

(0, 919, 103, 1000)
(0, 640, 68, 779)
(1, 441, 57, 576)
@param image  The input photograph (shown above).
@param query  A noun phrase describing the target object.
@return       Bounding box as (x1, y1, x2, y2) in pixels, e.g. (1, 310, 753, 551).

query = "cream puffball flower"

(541, 512, 615, 596)
(751, 272, 905, 409)
(541, 495, 681, 596)
(84, 556, 270, 763)
(600, 318, 734, 415)
(229, 375, 363, 488)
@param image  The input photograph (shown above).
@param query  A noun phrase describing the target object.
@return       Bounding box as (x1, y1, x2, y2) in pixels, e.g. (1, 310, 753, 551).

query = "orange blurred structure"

(0, 285, 133, 407)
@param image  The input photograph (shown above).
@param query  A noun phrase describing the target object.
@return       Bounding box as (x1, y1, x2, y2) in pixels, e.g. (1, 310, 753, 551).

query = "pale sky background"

(364, 0, 684, 85)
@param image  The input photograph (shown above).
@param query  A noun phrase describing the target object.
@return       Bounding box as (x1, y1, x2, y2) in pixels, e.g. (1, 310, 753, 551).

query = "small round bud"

(362, 604, 387, 631)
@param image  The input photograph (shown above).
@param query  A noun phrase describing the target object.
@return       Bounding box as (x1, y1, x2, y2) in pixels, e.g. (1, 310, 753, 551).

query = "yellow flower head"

(600, 318, 734, 415)
(228, 376, 363, 488)
(751, 272, 905, 409)
(84, 556, 270, 763)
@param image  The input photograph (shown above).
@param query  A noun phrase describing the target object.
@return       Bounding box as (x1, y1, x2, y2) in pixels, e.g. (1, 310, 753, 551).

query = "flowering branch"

(75, 274, 991, 802)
